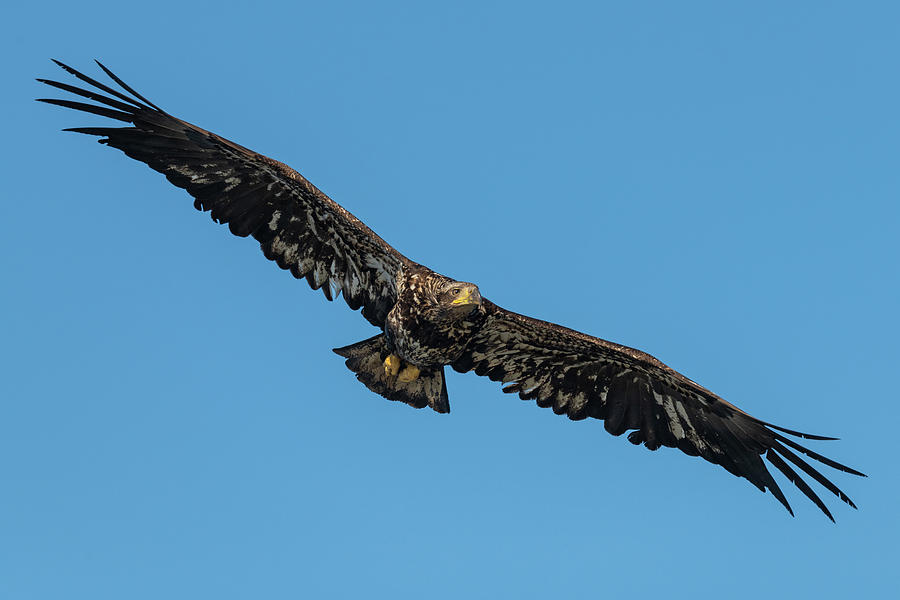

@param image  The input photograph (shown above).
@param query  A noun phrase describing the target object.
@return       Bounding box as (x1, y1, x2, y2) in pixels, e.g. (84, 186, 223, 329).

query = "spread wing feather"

(452, 300, 865, 520)
(38, 60, 409, 326)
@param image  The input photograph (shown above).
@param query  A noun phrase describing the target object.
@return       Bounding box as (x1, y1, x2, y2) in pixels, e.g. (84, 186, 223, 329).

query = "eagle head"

(437, 280, 482, 318)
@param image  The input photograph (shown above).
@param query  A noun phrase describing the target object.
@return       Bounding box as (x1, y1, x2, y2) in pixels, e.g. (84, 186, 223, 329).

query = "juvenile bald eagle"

(38, 60, 864, 520)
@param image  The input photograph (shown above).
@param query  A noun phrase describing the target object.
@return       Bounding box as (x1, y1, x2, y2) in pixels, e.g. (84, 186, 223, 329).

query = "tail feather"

(334, 335, 450, 414)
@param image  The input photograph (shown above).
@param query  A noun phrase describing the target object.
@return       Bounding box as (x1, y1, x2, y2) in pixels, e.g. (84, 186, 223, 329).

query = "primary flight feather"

(38, 60, 864, 520)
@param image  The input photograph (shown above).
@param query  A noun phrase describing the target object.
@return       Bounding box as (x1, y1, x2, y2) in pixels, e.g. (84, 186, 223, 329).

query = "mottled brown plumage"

(39, 60, 864, 520)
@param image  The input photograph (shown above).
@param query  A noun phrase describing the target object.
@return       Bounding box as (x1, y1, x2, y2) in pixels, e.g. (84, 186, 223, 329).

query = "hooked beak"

(451, 285, 481, 306)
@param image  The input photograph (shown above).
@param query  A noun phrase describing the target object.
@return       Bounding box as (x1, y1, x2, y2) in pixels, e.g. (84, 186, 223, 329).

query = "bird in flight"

(38, 60, 864, 520)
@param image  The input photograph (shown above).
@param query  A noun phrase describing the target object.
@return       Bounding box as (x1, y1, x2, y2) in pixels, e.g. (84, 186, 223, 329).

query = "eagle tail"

(333, 335, 450, 413)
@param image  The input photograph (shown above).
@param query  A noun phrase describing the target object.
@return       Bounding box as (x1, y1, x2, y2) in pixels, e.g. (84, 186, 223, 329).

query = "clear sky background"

(2, 1, 898, 598)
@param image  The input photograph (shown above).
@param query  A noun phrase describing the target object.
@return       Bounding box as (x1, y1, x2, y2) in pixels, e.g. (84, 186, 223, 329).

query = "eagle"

(38, 60, 864, 520)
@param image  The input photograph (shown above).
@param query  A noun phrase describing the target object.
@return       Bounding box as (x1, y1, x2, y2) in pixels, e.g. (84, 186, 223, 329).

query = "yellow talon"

(384, 354, 401, 376)
(384, 354, 419, 382)
(397, 364, 421, 383)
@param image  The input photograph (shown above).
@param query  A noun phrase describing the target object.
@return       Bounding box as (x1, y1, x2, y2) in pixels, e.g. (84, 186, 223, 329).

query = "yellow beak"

(451, 287, 476, 306)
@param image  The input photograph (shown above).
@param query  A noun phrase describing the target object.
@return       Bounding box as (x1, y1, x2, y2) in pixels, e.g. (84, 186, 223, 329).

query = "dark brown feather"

(452, 299, 864, 519)
(40, 60, 411, 327)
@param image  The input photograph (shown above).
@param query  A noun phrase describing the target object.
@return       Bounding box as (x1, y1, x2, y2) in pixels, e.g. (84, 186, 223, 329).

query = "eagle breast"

(384, 267, 487, 368)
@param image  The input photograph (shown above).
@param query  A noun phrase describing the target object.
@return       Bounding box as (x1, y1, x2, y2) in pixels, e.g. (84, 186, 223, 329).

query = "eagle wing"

(452, 300, 864, 520)
(38, 60, 409, 326)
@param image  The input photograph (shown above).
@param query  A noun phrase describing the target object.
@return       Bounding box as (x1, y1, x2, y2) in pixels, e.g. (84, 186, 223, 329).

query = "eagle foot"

(397, 364, 421, 383)
(383, 354, 401, 377)
(384, 354, 421, 382)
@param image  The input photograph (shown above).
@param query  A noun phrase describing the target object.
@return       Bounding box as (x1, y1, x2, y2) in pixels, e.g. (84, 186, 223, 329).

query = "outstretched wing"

(38, 60, 411, 327)
(452, 300, 864, 520)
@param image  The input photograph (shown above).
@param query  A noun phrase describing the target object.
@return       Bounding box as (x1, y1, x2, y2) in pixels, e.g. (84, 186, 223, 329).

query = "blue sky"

(3, 1, 898, 598)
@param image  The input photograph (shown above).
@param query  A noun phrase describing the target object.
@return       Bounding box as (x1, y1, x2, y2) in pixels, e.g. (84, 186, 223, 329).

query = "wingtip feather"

(760, 420, 840, 441)
(94, 58, 163, 111)
(51, 58, 75, 73)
